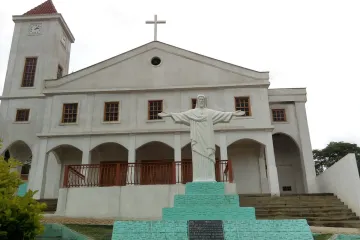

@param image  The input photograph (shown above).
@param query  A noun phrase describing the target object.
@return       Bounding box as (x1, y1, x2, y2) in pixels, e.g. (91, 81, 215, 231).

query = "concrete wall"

(316, 154, 360, 216)
(40, 87, 272, 135)
(56, 183, 237, 219)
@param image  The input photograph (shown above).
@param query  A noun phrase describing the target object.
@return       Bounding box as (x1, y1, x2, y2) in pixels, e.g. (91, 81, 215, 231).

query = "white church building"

(0, 0, 331, 219)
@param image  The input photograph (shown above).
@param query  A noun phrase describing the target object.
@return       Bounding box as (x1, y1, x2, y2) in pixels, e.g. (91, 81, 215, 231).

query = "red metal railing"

(63, 160, 233, 188)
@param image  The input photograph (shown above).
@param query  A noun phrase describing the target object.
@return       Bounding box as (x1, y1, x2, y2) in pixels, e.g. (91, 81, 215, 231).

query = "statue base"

(112, 182, 314, 239)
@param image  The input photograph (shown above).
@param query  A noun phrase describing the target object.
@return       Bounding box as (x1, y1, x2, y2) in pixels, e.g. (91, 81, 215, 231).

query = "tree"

(313, 141, 360, 175)
(0, 147, 47, 239)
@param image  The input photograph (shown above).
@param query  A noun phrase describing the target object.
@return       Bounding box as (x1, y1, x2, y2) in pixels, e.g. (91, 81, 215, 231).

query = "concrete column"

(264, 133, 280, 196)
(81, 137, 91, 165)
(258, 145, 269, 193)
(81, 137, 92, 186)
(32, 139, 48, 199)
(174, 132, 181, 183)
(127, 134, 136, 184)
(27, 143, 39, 191)
(219, 132, 228, 181)
(219, 132, 228, 160)
(295, 102, 317, 193)
(41, 98, 53, 134)
(84, 94, 95, 132)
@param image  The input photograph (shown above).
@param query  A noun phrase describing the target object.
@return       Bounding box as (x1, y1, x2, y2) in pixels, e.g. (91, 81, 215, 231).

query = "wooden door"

(140, 160, 173, 185)
(99, 162, 128, 186)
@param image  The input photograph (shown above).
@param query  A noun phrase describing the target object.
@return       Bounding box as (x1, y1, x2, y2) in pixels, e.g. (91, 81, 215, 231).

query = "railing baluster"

(63, 160, 232, 188)
(63, 165, 69, 187)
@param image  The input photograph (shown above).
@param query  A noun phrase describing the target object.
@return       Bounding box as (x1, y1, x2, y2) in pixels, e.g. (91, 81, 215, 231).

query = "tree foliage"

(0, 145, 47, 239)
(313, 141, 360, 175)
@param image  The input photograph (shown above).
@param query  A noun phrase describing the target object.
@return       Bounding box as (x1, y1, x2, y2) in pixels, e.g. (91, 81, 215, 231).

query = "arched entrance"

(273, 133, 305, 194)
(91, 143, 128, 186)
(45, 145, 82, 198)
(227, 139, 266, 194)
(181, 143, 221, 183)
(2, 141, 32, 180)
(136, 141, 174, 185)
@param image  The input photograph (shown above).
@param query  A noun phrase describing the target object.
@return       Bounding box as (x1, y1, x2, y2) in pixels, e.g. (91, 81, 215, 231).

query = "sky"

(0, 0, 359, 149)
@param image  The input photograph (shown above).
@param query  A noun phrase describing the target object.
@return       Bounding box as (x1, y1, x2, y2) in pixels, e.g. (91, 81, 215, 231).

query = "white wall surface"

(316, 154, 360, 216)
(0, 24, 316, 196)
(56, 183, 237, 219)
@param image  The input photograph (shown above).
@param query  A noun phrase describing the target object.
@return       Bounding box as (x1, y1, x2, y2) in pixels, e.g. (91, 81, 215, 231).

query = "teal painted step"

(185, 182, 225, 195)
(162, 206, 256, 220)
(17, 182, 28, 197)
(36, 224, 88, 240)
(112, 219, 313, 240)
(337, 235, 360, 239)
(174, 194, 239, 207)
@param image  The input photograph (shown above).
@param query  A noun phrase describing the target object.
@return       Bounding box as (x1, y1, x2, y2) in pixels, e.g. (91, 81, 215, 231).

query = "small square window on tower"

(57, 65, 63, 79)
(21, 57, 37, 87)
(104, 102, 119, 122)
(148, 100, 163, 120)
(272, 109, 286, 122)
(61, 103, 78, 123)
(191, 98, 197, 109)
(234, 97, 251, 116)
(15, 109, 30, 122)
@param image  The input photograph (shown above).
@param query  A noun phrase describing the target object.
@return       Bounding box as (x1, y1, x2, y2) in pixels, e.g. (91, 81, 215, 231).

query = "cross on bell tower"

(145, 14, 166, 41)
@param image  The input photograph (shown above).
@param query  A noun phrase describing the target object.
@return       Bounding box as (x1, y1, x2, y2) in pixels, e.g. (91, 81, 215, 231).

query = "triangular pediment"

(44, 41, 269, 94)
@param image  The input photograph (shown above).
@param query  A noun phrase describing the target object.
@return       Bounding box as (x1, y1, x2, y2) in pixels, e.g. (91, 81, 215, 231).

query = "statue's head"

(196, 94, 207, 108)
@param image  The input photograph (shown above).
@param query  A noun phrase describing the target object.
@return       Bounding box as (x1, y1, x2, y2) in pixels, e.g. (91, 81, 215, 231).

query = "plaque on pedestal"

(188, 220, 224, 240)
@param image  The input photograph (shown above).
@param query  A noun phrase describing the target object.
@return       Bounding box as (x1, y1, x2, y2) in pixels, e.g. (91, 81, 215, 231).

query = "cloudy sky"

(0, 0, 359, 149)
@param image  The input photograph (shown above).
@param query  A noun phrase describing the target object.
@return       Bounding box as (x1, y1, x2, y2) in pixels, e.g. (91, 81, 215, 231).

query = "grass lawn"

(314, 234, 333, 240)
(65, 224, 334, 240)
(65, 224, 113, 240)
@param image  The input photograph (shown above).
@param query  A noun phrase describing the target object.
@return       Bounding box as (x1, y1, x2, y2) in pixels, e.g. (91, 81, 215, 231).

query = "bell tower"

(2, 0, 75, 97)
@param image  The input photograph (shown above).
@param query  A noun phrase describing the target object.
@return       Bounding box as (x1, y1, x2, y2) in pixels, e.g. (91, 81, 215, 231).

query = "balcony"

(63, 160, 233, 188)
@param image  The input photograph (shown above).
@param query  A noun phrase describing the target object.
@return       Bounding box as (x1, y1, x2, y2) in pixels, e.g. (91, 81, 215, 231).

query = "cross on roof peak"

(145, 14, 166, 41)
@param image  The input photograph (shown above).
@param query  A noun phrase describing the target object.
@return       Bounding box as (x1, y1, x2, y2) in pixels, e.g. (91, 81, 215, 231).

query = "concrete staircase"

(37, 199, 58, 213)
(240, 193, 360, 228)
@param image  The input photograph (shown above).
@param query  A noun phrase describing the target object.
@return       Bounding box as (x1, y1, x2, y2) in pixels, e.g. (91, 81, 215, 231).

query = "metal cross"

(145, 14, 166, 41)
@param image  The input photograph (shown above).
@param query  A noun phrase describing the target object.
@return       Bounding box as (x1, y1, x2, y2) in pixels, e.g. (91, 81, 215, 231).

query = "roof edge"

(12, 13, 75, 43)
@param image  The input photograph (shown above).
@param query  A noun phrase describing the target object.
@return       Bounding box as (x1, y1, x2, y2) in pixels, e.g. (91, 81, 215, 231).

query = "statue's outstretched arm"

(158, 112, 171, 118)
(233, 110, 245, 117)
(158, 111, 190, 126)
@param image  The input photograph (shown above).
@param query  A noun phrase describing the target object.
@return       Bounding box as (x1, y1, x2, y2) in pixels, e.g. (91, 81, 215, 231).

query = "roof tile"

(23, 0, 58, 16)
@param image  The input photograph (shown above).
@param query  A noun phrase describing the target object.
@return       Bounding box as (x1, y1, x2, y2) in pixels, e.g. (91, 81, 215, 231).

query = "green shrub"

(0, 151, 47, 239)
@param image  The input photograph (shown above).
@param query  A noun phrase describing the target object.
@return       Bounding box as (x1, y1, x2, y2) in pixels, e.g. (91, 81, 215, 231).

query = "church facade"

(0, 1, 317, 217)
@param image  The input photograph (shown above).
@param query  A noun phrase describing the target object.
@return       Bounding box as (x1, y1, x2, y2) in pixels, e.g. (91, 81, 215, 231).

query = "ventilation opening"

(151, 56, 161, 66)
(282, 186, 292, 191)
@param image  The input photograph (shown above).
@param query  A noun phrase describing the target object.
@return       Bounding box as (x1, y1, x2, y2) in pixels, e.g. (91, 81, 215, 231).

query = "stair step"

(257, 216, 360, 221)
(37, 199, 58, 212)
(240, 201, 344, 206)
(307, 220, 360, 228)
(255, 209, 353, 214)
(237, 193, 360, 228)
(241, 196, 339, 201)
(256, 212, 356, 217)
(241, 203, 346, 208)
(239, 193, 335, 197)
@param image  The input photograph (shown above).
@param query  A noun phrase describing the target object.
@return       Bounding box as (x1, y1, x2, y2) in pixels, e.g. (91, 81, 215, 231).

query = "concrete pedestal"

(112, 182, 313, 239)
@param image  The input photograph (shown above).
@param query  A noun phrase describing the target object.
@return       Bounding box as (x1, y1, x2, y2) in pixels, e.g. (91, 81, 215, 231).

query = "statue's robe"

(169, 108, 234, 182)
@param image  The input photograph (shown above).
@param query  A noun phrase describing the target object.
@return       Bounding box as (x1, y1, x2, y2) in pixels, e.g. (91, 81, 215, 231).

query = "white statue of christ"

(158, 94, 245, 182)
